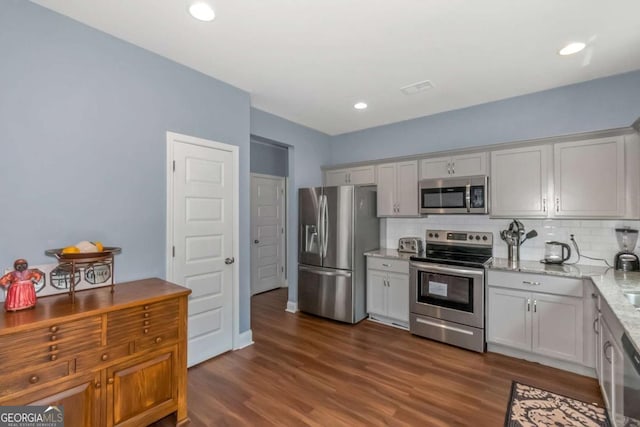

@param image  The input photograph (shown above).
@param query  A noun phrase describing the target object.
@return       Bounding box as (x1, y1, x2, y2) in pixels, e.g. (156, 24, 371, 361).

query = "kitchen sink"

(624, 291, 640, 308)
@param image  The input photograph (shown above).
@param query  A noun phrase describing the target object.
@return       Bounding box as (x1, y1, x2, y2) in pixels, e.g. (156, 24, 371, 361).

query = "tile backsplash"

(383, 216, 640, 266)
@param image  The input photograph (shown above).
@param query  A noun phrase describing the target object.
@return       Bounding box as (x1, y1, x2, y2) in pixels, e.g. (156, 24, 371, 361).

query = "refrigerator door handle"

(317, 194, 324, 257)
(299, 265, 352, 277)
(322, 195, 329, 258)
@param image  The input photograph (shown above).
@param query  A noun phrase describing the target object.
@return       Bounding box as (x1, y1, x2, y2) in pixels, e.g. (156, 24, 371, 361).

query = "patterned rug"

(504, 381, 611, 427)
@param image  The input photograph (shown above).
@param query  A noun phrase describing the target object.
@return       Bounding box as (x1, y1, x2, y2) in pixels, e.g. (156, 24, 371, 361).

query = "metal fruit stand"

(45, 247, 121, 303)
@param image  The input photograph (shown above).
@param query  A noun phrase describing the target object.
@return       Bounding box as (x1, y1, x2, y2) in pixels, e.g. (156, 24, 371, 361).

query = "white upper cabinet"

(420, 152, 487, 179)
(376, 160, 419, 217)
(553, 137, 625, 217)
(491, 145, 551, 217)
(491, 135, 630, 219)
(325, 165, 376, 186)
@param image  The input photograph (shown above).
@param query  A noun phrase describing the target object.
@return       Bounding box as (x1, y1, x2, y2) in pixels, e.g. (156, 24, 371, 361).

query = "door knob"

(254, 240, 259, 244)
(225, 257, 235, 265)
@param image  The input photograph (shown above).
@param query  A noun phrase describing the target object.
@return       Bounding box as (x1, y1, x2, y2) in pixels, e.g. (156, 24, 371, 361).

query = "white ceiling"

(31, 0, 640, 135)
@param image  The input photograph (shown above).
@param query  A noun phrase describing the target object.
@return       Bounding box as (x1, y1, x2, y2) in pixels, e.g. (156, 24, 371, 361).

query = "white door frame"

(250, 172, 288, 295)
(165, 131, 243, 350)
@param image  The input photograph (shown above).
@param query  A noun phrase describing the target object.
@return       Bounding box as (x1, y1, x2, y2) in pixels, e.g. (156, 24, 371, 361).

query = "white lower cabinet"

(487, 271, 584, 364)
(366, 257, 409, 328)
(599, 296, 625, 427)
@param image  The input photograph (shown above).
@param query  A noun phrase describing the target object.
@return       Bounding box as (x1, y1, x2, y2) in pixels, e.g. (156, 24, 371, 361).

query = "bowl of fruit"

(45, 241, 121, 262)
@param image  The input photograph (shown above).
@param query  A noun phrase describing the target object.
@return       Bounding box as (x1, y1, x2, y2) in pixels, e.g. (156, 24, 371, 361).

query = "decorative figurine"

(0, 259, 44, 312)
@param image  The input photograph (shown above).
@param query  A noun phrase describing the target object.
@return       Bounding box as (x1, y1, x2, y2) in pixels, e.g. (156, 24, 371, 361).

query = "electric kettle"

(542, 241, 571, 264)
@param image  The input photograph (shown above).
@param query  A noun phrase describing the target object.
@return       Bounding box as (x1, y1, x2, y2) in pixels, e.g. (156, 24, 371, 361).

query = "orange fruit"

(94, 242, 104, 252)
(62, 246, 80, 254)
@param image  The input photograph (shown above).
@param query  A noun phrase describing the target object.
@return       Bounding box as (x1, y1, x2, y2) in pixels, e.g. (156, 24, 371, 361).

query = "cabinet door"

(107, 349, 177, 427)
(366, 270, 387, 316)
(490, 145, 550, 217)
(348, 165, 376, 185)
(531, 293, 583, 363)
(395, 161, 419, 216)
(600, 318, 615, 415)
(487, 287, 531, 351)
(451, 152, 487, 177)
(26, 372, 101, 427)
(554, 137, 625, 217)
(419, 156, 451, 179)
(325, 169, 348, 186)
(376, 163, 397, 216)
(386, 272, 409, 322)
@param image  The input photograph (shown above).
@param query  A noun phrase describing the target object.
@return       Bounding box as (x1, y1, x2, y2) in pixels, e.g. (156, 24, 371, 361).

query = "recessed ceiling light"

(558, 42, 586, 56)
(189, 2, 216, 22)
(354, 102, 368, 110)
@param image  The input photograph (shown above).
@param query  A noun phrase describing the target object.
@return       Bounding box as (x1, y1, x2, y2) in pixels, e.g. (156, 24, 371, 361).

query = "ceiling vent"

(400, 80, 434, 95)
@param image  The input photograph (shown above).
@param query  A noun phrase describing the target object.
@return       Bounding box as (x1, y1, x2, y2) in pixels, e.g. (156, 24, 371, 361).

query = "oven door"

(409, 261, 485, 328)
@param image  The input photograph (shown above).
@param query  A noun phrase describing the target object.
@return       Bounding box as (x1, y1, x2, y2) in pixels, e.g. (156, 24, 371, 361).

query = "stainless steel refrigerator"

(298, 185, 379, 323)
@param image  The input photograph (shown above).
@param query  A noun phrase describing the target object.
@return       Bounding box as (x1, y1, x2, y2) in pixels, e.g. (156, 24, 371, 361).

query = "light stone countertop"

(489, 257, 640, 353)
(364, 248, 415, 261)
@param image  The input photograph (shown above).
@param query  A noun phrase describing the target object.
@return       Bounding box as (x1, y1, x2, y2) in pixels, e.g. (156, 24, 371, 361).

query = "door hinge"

(172, 246, 175, 257)
(172, 160, 175, 172)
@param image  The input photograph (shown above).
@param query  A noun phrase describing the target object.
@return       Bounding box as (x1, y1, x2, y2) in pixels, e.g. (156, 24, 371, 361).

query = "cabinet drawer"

(367, 257, 409, 274)
(0, 360, 71, 398)
(135, 325, 179, 352)
(487, 270, 583, 297)
(75, 341, 132, 372)
(107, 299, 179, 343)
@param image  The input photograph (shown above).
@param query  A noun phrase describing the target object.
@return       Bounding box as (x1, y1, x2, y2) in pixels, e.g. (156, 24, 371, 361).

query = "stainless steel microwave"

(419, 175, 489, 214)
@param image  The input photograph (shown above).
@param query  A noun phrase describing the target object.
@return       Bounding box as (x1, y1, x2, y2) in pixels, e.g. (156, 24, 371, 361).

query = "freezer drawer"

(298, 265, 356, 323)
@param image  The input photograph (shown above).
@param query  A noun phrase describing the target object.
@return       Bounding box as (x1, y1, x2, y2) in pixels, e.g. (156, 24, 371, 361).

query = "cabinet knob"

(143, 305, 150, 310)
(107, 378, 114, 385)
(50, 354, 58, 361)
(50, 335, 58, 341)
(143, 313, 150, 318)
(95, 381, 101, 389)
(29, 375, 39, 384)
(49, 325, 59, 333)
(101, 353, 109, 361)
(144, 320, 150, 326)
(50, 345, 58, 351)
(144, 328, 149, 334)
(154, 337, 162, 344)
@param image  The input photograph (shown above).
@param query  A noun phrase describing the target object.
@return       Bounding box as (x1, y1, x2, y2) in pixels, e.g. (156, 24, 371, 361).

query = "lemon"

(94, 242, 104, 252)
(62, 246, 80, 254)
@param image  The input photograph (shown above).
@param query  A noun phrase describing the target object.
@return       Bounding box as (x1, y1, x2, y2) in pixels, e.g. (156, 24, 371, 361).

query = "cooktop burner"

(410, 229, 494, 268)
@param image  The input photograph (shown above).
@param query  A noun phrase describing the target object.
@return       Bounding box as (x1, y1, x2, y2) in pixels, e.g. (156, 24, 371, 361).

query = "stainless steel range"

(409, 230, 493, 352)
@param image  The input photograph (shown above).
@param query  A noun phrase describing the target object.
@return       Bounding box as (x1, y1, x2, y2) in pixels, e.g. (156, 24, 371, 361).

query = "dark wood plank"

(154, 287, 603, 426)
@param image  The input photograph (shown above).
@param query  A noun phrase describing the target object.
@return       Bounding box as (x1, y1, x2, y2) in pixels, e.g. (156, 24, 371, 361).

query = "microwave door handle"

(465, 183, 471, 212)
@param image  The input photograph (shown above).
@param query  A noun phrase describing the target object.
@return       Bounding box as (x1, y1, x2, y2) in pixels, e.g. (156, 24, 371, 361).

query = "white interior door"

(251, 174, 286, 295)
(169, 135, 235, 367)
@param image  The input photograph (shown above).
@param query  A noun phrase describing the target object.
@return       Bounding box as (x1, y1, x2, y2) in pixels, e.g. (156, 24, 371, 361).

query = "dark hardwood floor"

(157, 288, 603, 426)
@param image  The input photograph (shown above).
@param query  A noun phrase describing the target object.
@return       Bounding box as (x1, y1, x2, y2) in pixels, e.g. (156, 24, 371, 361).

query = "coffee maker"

(614, 227, 640, 271)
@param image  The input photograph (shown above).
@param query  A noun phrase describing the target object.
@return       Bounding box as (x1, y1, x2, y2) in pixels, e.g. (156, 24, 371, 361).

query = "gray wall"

(0, 1, 252, 331)
(250, 108, 331, 304)
(330, 70, 640, 164)
(250, 139, 288, 177)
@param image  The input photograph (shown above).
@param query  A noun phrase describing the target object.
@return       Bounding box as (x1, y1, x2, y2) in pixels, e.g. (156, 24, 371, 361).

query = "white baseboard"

(234, 329, 254, 350)
(487, 343, 596, 378)
(286, 301, 298, 313)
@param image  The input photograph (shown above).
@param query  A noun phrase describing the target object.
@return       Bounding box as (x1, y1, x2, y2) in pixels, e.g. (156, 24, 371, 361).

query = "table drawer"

(75, 341, 132, 372)
(107, 299, 179, 342)
(487, 270, 583, 297)
(368, 257, 409, 274)
(135, 326, 179, 352)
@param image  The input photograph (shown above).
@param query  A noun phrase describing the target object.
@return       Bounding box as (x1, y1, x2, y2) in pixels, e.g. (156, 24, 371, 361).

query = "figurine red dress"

(0, 259, 43, 312)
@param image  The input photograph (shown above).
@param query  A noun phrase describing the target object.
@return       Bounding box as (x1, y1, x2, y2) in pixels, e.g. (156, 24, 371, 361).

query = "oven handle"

(410, 262, 484, 278)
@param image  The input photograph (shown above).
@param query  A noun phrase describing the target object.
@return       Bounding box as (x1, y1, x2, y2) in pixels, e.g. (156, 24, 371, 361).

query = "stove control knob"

(468, 235, 473, 240)
(475, 235, 480, 240)
(482, 235, 488, 241)
(434, 233, 439, 238)
(428, 233, 433, 238)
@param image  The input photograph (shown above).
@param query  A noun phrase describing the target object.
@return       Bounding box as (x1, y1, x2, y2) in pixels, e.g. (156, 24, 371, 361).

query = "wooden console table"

(0, 278, 191, 427)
